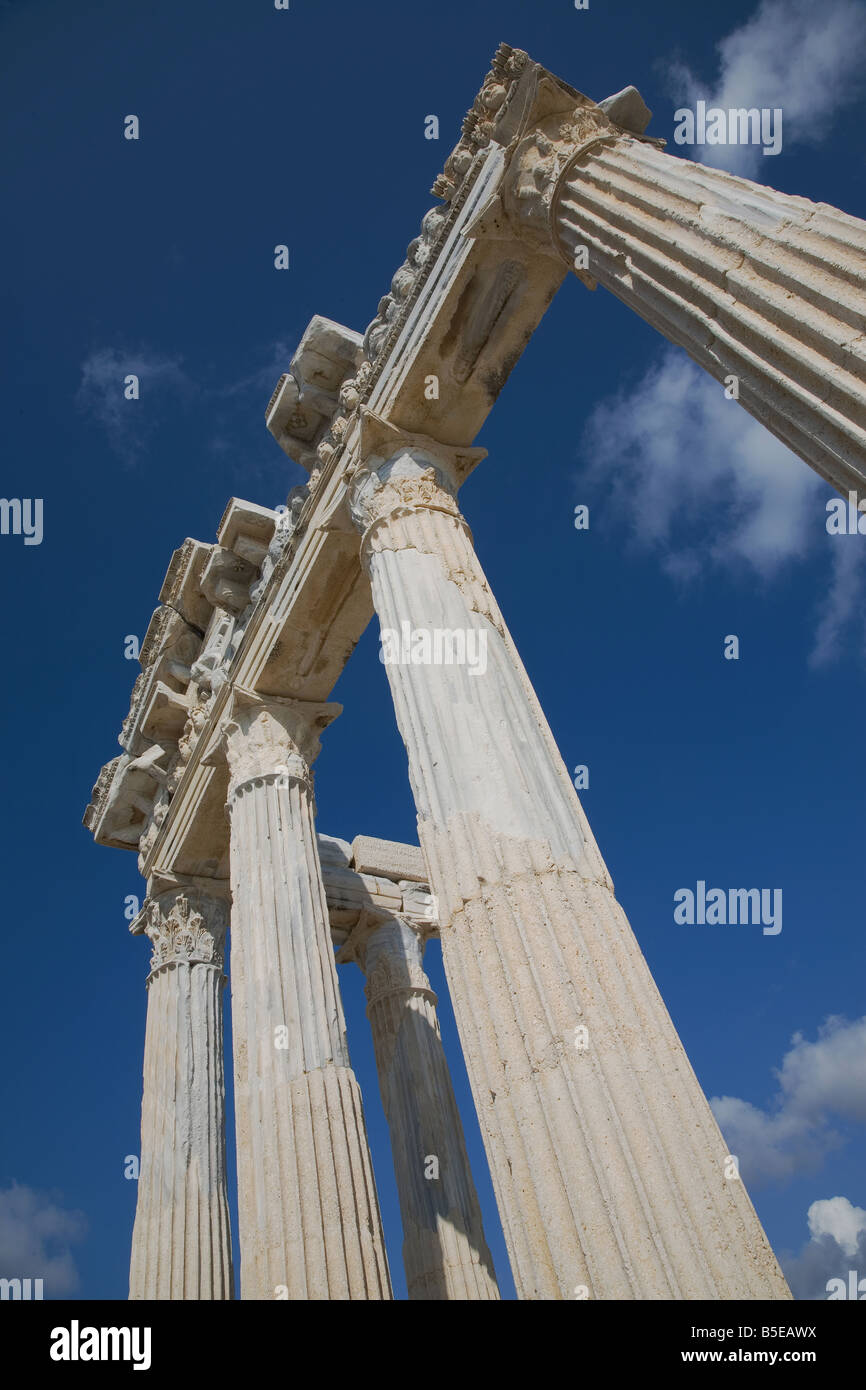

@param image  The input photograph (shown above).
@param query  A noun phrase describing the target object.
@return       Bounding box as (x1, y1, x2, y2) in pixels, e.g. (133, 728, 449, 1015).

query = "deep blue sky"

(1, 0, 864, 1301)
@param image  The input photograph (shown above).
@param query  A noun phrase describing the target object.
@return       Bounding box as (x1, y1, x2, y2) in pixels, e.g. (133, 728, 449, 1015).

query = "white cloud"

(777, 1016, 866, 1124)
(582, 349, 821, 577)
(782, 1197, 866, 1298)
(808, 1195, 866, 1255)
(710, 1016, 866, 1186)
(669, 0, 866, 176)
(77, 347, 191, 465)
(0, 1183, 86, 1296)
(810, 534, 866, 668)
(711, 1095, 833, 1185)
(580, 348, 866, 663)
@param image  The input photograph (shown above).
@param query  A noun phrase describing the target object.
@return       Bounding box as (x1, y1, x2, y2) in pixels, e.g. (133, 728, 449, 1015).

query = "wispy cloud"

(710, 1015, 866, 1186)
(579, 348, 866, 665)
(77, 339, 306, 483)
(76, 347, 192, 466)
(668, 0, 866, 176)
(222, 339, 299, 400)
(782, 1197, 866, 1298)
(0, 1183, 87, 1296)
(811, 535, 866, 668)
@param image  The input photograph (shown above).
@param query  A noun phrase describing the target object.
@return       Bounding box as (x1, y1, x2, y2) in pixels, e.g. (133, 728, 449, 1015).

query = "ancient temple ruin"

(84, 44, 866, 1299)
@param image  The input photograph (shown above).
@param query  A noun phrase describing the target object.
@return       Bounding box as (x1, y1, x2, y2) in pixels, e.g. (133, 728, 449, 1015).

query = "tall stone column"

(352, 915, 499, 1300)
(223, 690, 391, 1300)
(500, 99, 866, 498)
(349, 419, 791, 1300)
(129, 882, 233, 1299)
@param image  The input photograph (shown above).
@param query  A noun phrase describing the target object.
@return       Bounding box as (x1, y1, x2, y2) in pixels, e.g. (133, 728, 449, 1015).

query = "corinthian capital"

(219, 688, 341, 802)
(142, 887, 229, 979)
(360, 918, 437, 1012)
(500, 98, 621, 253)
(349, 410, 485, 538)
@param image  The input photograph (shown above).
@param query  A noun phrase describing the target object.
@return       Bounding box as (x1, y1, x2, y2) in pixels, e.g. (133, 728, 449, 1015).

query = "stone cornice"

(262, 45, 556, 523)
(114, 52, 577, 840)
(87, 47, 656, 879)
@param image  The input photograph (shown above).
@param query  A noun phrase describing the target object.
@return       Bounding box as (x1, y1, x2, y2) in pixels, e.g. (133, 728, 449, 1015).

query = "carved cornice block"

(140, 681, 192, 744)
(82, 755, 121, 836)
(200, 546, 259, 615)
(216, 498, 279, 569)
(123, 607, 201, 754)
(266, 315, 363, 469)
(84, 744, 172, 849)
(158, 539, 213, 634)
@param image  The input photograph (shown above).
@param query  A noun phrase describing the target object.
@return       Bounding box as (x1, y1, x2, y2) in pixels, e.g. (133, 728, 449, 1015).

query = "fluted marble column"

(223, 690, 391, 1300)
(502, 105, 866, 497)
(349, 421, 791, 1300)
(130, 882, 233, 1299)
(353, 915, 499, 1300)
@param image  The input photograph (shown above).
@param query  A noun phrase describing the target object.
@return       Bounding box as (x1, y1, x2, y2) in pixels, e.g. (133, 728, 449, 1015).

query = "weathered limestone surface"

(562, 143, 866, 497)
(347, 917, 499, 1300)
(498, 88, 866, 497)
(349, 430, 792, 1300)
(223, 692, 391, 1300)
(83, 44, 850, 1303)
(129, 883, 233, 1300)
(351, 834, 428, 883)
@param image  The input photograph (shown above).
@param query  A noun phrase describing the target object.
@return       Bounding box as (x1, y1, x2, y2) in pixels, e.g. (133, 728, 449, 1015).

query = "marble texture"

(129, 884, 233, 1300)
(350, 436, 792, 1301)
(351, 916, 499, 1300)
(223, 692, 391, 1300)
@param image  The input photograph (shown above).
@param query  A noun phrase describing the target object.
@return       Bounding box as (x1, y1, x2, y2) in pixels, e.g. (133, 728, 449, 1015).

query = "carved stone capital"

(350, 456, 460, 537)
(141, 886, 229, 981)
(359, 917, 437, 1012)
(219, 688, 341, 803)
(349, 411, 485, 547)
(500, 98, 621, 257)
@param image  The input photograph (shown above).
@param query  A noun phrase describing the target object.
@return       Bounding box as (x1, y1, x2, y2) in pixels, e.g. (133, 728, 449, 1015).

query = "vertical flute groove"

(349, 443, 791, 1300)
(129, 888, 233, 1300)
(556, 139, 866, 496)
(225, 698, 391, 1299)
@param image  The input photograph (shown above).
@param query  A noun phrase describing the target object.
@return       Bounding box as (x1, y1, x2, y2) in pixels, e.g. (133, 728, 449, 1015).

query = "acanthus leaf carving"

(500, 102, 620, 254)
(144, 892, 228, 978)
